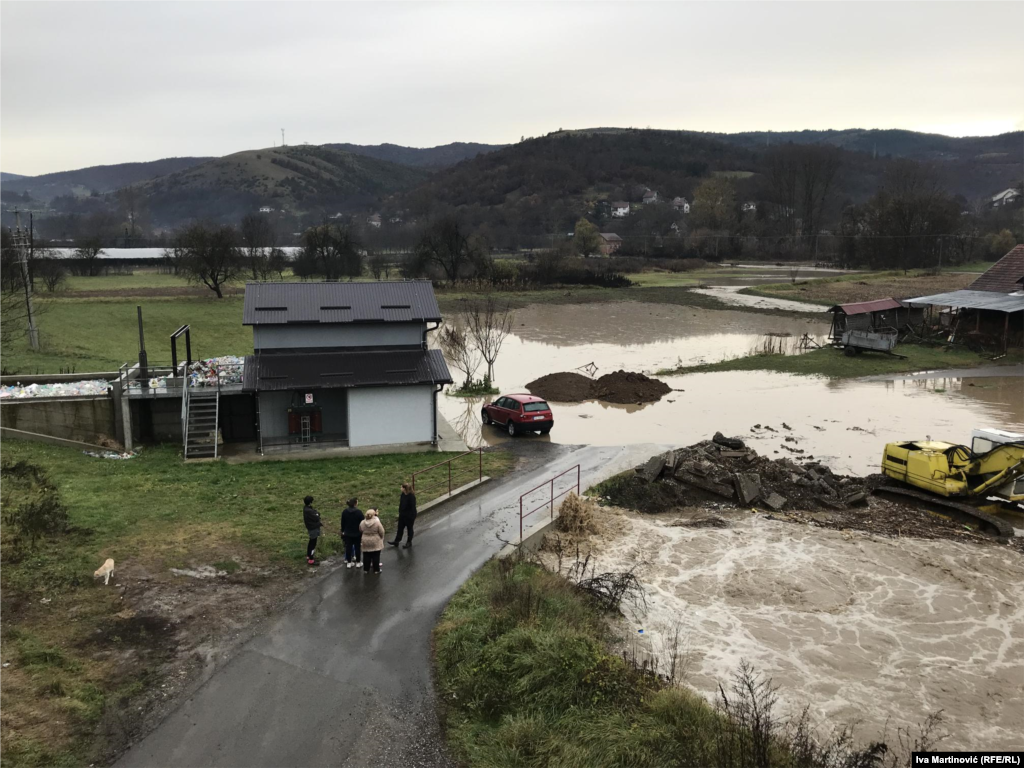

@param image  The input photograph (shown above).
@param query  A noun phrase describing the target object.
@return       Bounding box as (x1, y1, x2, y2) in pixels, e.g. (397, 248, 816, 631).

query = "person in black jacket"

(303, 495, 321, 565)
(389, 483, 417, 548)
(340, 497, 364, 568)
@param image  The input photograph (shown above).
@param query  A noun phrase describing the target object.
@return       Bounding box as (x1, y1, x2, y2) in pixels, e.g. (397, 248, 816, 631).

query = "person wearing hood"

(389, 483, 417, 549)
(359, 508, 386, 574)
(340, 497, 364, 568)
(302, 495, 321, 565)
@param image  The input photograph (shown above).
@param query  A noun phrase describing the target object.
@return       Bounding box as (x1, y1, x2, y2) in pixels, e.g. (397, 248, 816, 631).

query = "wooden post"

(1004, 313, 1010, 352)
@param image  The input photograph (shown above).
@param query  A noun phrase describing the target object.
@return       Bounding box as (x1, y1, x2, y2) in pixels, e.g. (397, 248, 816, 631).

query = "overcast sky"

(2, 1, 1022, 176)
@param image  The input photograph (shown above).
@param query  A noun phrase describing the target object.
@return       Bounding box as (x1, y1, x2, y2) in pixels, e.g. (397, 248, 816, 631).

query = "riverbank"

(739, 269, 977, 306)
(0, 440, 511, 767)
(658, 343, 1022, 379)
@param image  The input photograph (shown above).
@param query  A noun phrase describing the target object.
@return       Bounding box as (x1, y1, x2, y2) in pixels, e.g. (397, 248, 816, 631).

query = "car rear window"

(523, 401, 550, 412)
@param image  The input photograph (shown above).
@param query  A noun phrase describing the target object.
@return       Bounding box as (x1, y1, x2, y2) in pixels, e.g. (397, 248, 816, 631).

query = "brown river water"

(445, 299, 1024, 751)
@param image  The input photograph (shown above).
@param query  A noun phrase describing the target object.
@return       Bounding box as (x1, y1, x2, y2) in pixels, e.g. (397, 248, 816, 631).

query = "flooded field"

(573, 509, 1024, 751)
(440, 302, 1023, 473)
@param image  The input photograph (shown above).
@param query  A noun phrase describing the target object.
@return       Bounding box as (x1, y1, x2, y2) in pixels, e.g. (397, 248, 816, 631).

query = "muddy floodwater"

(577, 510, 1024, 751)
(440, 302, 1023, 473)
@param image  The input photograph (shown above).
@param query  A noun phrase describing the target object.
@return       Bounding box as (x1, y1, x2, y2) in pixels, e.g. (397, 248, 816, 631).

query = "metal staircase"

(184, 385, 220, 460)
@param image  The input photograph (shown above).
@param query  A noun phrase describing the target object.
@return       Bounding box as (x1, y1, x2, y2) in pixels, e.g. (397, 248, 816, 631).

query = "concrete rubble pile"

(0, 380, 111, 399)
(636, 432, 869, 512)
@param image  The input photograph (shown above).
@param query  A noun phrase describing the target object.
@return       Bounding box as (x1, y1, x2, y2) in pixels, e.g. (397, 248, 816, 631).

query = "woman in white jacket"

(359, 508, 386, 574)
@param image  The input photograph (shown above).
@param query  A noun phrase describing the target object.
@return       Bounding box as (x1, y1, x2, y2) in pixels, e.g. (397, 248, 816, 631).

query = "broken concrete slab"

(638, 454, 667, 482)
(844, 491, 868, 506)
(718, 449, 749, 459)
(712, 432, 745, 450)
(676, 470, 736, 500)
(733, 472, 762, 505)
(763, 492, 787, 511)
(663, 450, 678, 472)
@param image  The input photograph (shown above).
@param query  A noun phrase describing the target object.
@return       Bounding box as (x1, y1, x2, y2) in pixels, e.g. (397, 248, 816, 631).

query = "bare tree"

(165, 222, 242, 298)
(438, 322, 481, 389)
(73, 236, 105, 277)
(293, 220, 362, 280)
(368, 253, 390, 280)
(239, 213, 285, 280)
(413, 217, 486, 284)
(788, 266, 801, 283)
(465, 297, 515, 383)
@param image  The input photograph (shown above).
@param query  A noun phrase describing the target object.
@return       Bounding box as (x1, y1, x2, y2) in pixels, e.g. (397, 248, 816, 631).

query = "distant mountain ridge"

(326, 141, 505, 168)
(0, 172, 27, 182)
(2, 157, 213, 202)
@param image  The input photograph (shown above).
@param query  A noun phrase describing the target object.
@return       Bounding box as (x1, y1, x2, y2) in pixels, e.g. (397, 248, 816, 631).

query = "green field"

(659, 343, 1020, 378)
(0, 440, 511, 767)
(738, 269, 977, 307)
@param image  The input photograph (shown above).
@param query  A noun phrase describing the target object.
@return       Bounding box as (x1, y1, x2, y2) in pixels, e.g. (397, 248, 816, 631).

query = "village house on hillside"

(906, 245, 1024, 350)
(642, 190, 658, 204)
(672, 196, 690, 213)
(598, 232, 623, 255)
(611, 201, 630, 218)
(991, 188, 1021, 207)
(242, 281, 452, 454)
(259, 206, 273, 214)
(367, 213, 382, 228)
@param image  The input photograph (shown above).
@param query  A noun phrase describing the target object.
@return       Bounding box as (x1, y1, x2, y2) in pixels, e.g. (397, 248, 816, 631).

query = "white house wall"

(254, 323, 424, 351)
(347, 385, 433, 447)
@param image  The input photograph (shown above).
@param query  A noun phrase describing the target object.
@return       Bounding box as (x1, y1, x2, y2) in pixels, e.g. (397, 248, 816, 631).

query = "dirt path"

(691, 285, 824, 313)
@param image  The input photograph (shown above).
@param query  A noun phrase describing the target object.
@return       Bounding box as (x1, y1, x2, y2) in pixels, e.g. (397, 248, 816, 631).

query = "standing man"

(340, 497, 364, 569)
(390, 483, 417, 549)
(303, 495, 321, 565)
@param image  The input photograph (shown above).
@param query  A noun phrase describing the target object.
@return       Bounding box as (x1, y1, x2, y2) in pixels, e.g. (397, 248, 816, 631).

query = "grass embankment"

(659, 343, 1023, 379)
(0, 440, 511, 767)
(739, 269, 976, 307)
(435, 558, 896, 768)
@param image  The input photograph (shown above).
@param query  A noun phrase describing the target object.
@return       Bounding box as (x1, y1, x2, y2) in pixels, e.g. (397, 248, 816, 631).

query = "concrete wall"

(254, 323, 424, 351)
(348, 385, 433, 447)
(1, 397, 116, 445)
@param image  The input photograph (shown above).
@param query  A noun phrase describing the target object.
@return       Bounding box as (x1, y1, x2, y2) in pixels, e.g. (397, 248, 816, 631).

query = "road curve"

(116, 442, 665, 768)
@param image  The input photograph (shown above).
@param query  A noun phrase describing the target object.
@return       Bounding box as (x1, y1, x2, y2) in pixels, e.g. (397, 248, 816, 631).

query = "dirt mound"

(592, 370, 671, 404)
(526, 369, 671, 404)
(526, 372, 595, 402)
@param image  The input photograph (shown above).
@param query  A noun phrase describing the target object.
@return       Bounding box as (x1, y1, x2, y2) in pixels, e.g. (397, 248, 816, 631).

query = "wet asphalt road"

(116, 441, 665, 768)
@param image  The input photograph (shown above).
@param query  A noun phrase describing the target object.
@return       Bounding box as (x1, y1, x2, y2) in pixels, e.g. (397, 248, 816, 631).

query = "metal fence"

(411, 448, 484, 506)
(518, 464, 581, 542)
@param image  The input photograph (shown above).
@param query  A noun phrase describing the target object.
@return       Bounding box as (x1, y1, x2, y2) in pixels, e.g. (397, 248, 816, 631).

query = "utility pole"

(281, 128, 286, 147)
(12, 209, 40, 350)
(937, 236, 943, 274)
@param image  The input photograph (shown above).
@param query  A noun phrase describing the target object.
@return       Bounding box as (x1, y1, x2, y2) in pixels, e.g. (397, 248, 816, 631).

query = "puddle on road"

(578, 510, 1024, 751)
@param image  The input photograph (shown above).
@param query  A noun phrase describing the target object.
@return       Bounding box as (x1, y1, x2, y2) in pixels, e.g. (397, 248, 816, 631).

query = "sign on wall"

(305, 393, 313, 404)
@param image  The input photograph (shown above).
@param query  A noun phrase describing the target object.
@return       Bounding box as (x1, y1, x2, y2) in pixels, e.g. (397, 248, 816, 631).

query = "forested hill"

(1, 157, 213, 202)
(134, 145, 430, 226)
(326, 141, 505, 168)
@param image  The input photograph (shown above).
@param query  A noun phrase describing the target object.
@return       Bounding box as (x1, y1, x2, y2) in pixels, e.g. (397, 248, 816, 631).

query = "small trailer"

(840, 328, 905, 357)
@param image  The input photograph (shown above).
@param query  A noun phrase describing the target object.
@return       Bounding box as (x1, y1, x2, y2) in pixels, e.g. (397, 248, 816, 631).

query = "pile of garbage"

(621, 433, 869, 513)
(527, 369, 671, 405)
(187, 356, 245, 387)
(0, 380, 111, 399)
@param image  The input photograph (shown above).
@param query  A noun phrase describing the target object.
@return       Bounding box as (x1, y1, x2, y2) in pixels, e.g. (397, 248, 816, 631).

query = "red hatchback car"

(481, 394, 554, 436)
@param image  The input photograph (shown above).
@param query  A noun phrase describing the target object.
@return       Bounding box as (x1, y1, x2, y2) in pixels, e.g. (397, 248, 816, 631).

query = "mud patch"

(527, 369, 671, 404)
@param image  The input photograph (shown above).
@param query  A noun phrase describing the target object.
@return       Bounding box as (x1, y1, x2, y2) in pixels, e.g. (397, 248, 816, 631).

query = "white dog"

(94, 558, 115, 585)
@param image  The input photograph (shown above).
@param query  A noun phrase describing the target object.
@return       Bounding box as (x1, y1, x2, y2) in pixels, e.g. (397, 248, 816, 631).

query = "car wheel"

(507, 420, 517, 437)
(481, 410, 491, 425)
(539, 427, 551, 435)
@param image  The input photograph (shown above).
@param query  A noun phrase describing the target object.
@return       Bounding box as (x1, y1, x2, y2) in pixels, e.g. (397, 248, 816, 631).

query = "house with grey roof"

(241, 281, 452, 453)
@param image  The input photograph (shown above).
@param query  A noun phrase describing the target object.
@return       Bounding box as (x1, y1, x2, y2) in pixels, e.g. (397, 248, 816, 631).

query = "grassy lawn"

(739, 269, 976, 306)
(434, 557, 886, 768)
(0, 440, 512, 767)
(658, 343, 1022, 378)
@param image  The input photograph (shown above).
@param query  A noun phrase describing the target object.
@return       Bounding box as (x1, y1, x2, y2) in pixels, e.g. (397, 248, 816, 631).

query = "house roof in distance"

(242, 348, 452, 391)
(243, 280, 442, 325)
(967, 245, 1024, 294)
(599, 232, 623, 242)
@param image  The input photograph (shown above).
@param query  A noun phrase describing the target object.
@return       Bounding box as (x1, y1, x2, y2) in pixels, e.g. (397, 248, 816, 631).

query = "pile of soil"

(526, 370, 671, 404)
(598, 437, 1011, 546)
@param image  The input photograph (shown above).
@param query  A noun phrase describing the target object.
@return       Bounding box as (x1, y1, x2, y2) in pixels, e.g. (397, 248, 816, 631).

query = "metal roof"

(242, 281, 442, 326)
(242, 349, 452, 391)
(828, 298, 904, 315)
(903, 290, 1024, 313)
(968, 245, 1024, 294)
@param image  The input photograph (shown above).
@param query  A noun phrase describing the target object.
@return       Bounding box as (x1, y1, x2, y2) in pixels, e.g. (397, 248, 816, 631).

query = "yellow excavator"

(880, 428, 1023, 537)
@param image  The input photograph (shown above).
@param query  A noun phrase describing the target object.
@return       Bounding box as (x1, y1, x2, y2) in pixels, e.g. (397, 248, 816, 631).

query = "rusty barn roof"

(828, 298, 904, 316)
(968, 245, 1024, 294)
(243, 281, 442, 326)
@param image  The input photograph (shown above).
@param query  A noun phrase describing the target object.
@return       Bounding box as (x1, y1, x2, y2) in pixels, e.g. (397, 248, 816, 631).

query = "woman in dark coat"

(389, 483, 417, 548)
(303, 495, 321, 565)
(340, 497, 364, 568)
